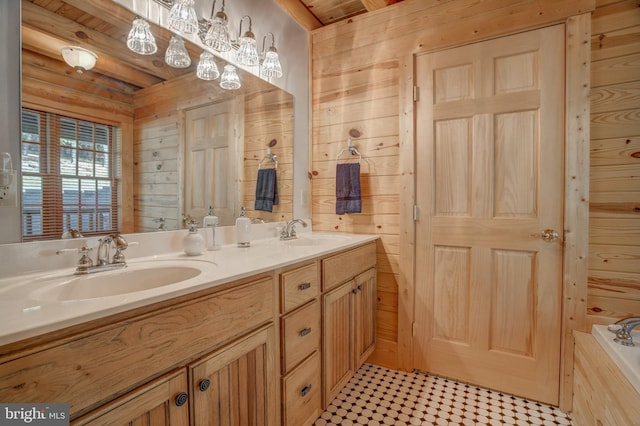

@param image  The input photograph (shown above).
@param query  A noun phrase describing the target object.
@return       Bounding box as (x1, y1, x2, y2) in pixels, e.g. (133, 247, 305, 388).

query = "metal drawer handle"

(199, 379, 210, 392)
(301, 384, 312, 397)
(299, 282, 311, 290)
(175, 392, 188, 406)
(299, 327, 311, 337)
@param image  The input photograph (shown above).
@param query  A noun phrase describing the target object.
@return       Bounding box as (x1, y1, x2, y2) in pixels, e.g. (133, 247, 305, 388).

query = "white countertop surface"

(592, 324, 640, 394)
(0, 232, 377, 347)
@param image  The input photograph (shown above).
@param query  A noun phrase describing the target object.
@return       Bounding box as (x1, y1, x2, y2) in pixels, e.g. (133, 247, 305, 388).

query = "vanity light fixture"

(169, 0, 199, 35)
(203, 0, 231, 52)
(165, 35, 191, 68)
(236, 15, 259, 67)
(260, 33, 282, 79)
(196, 51, 220, 80)
(127, 17, 158, 55)
(220, 64, 241, 90)
(60, 46, 98, 74)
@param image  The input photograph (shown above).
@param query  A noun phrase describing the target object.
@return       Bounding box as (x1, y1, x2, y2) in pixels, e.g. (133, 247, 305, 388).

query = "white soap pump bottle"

(203, 205, 220, 251)
(183, 220, 205, 256)
(235, 206, 251, 247)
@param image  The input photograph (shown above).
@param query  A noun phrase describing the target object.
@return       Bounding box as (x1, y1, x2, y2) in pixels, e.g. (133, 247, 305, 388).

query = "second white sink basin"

(30, 265, 202, 302)
(284, 233, 353, 247)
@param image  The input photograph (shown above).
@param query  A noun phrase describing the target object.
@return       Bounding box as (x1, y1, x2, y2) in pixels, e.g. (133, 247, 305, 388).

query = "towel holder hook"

(336, 138, 362, 163)
(258, 148, 278, 169)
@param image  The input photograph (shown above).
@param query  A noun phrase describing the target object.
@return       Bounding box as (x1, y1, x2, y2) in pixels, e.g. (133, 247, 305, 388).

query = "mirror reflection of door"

(185, 99, 243, 226)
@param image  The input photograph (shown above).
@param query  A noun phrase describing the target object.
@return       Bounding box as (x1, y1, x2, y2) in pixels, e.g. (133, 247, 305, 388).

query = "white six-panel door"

(413, 25, 565, 405)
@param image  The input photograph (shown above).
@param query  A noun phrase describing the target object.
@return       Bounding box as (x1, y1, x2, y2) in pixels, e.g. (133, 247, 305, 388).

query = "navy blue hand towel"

(336, 163, 362, 214)
(255, 168, 279, 212)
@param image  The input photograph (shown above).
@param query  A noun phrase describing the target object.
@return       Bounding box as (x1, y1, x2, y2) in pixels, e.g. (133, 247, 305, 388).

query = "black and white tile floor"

(314, 364, 573, 426)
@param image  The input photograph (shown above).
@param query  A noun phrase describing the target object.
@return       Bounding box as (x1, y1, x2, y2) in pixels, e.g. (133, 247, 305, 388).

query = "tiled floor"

(314, 364, 572, 426)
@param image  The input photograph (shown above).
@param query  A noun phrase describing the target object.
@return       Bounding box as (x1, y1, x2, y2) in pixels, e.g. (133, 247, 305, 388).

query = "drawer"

(281, 300, 321, 374)
(280, 262, 319, 313)
(322, 242, 376, 291)
(282, 351, 322, 426)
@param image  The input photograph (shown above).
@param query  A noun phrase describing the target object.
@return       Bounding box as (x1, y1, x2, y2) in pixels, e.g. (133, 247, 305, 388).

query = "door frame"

(396, 14, 591, 411)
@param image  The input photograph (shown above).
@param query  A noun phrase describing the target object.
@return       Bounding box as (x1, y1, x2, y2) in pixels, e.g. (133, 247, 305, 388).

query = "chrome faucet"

(94, 233, 129, 269)
(280, 219, 308, 240)
(610, 317, 640, 347)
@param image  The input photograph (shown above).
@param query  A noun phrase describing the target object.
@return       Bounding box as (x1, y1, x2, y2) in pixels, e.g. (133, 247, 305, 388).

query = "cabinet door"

(322, 280, 355, 406)
(354, 267, 376, 369)
(73, 370, 189, 426)
(189, 326, 276, 426)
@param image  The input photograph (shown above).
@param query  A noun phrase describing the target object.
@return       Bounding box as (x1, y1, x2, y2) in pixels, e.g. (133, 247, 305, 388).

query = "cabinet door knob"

(299, 282, 311, 290)
(175, 392, 188, 406)
(301, 384, 312, 397)
(352, 288, 358, 294)
(199, 378, 210, 392)
(357, 284, 362, 291)
(299, 327, 311, 337)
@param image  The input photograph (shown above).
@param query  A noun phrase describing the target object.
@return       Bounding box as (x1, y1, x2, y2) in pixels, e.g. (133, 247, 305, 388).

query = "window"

(21, 108, 121, 241)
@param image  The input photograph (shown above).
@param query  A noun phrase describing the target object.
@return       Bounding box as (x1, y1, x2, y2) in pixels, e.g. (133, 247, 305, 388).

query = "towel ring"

(336, 138, 362, 163)
(258, 149, 278, 169)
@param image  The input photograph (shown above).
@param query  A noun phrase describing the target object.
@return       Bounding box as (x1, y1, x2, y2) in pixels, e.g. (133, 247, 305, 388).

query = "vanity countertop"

(0, 232, 378, 347)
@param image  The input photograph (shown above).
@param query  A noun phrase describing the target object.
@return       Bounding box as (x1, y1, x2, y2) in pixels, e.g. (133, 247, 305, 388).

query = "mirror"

(20, 0, 293, 239)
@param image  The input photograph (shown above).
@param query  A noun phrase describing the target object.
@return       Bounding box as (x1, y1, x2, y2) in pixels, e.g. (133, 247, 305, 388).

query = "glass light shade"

(196, 51, 220, 80)
(169, 0, 198, 35)
(127, 18, 157, 55)
(261, 48, 282, 79)
(237, 32, 259, 67)
(204, 12, 231, 52)
(60, 46, 98, 74)
(165, 35, 191, 68)
(220, 64, 241, 90)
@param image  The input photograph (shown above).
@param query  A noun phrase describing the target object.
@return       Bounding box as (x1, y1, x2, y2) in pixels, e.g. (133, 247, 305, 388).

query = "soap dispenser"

(203, 205, 220, 251)
(183, 220, 205, 256)
(235, 206, 251, 247)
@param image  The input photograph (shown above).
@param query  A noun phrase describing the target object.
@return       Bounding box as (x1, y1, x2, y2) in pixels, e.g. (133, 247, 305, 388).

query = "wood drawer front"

(282, 351, 322, 426)
(281, 262, 319, 313)
(281, 300, 321, 374)
(0, 277, 274, 418)
(322, 242, 376, 291)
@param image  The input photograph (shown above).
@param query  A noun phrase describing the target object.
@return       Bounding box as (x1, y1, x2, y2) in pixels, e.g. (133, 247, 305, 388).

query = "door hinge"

(412, 322, 417, 336)
(413, 205, 419, 221)
(413, 86, 419, 102)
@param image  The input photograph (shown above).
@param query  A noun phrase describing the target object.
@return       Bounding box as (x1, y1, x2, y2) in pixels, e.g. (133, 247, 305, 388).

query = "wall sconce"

(169, 0, 199, 35)
(196, 51, 220, 80)
(220, 64, 241, 90)
(203, 0, 231, 53)
(165, 35, 191, 68)
(236, 15, 258, 67)
(60, 46, 98, 74)
(260, 33, 282, 79)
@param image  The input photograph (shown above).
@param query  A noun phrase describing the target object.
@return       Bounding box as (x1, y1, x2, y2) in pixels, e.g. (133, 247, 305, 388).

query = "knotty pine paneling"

(311, 0, 596, 370)
(589, 0, 640, 324)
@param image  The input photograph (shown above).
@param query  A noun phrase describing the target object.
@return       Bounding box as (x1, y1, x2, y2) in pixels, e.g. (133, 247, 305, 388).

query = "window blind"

(21, 108, 121, 241)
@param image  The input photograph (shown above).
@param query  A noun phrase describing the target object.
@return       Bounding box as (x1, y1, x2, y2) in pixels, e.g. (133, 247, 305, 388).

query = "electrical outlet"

(0, 181, 17, 208)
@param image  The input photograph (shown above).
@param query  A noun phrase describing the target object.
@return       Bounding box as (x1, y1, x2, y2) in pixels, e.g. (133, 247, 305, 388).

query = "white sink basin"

(283, 233, 353, 247)
(28, 263, 204, 302)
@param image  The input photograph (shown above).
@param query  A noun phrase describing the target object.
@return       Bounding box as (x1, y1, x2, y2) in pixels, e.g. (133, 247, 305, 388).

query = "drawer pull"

(199, 379, 210, 392)
(175, 392, 188, 406)
(299, 327, 312, 337)
(299, 282, 311, 290)
(301, 385, 312, 397)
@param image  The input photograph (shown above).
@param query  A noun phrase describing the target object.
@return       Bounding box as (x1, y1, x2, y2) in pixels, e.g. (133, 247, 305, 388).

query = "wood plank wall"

(21, 50, 135, 233)
(588, 0, 640, 323)
(310, 0, 596, 369)
(133, 73, 294, 231)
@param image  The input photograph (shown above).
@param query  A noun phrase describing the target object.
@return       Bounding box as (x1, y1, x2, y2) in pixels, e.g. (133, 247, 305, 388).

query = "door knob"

(540, 229, 559, 242)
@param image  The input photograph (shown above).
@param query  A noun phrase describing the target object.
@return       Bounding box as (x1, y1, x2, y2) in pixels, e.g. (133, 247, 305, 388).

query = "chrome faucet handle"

(77, 246, 94, 270)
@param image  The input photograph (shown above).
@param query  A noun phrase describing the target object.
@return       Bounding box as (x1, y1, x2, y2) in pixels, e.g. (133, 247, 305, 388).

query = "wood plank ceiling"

(275, 0, 404, 30)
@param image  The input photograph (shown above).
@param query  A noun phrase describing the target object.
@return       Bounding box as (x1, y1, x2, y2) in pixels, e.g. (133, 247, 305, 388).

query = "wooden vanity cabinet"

(321, 242, 377, 406)
(0, 275, 275, 424)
